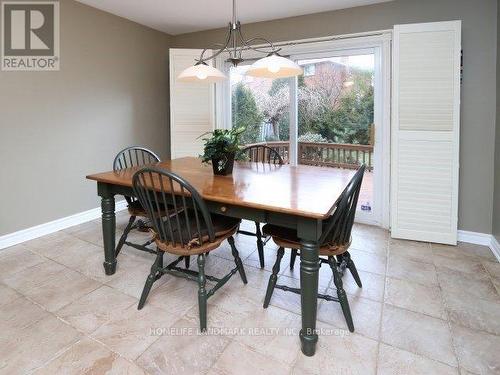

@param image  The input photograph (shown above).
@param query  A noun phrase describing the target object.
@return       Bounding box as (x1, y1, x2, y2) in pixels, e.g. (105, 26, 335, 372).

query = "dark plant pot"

(211, 153, 235, 175)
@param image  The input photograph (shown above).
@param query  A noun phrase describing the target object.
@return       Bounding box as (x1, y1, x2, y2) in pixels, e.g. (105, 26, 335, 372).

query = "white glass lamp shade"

(177, 63, 226, 83)
(246, 54, 303, 78)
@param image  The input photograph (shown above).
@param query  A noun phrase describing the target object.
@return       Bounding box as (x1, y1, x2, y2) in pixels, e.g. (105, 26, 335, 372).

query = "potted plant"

(199, 127, 246, 175)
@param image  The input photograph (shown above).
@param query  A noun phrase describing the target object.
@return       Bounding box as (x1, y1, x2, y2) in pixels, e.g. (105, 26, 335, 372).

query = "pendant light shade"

(177, 62, 226, 83)
(246, 54, 303, 78)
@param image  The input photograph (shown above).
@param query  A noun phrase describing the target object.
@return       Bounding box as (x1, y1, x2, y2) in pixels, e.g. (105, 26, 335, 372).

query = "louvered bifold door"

(391, 21, 461, 245)
(169, 49, 215, 159)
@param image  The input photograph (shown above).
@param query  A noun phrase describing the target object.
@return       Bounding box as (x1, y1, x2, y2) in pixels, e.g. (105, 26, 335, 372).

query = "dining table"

(86, 156, 355, 356)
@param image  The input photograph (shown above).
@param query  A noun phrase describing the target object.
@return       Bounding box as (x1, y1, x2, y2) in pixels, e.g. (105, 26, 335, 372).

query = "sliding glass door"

(293, 50, 378, 223)
(223, 42, 386, 226)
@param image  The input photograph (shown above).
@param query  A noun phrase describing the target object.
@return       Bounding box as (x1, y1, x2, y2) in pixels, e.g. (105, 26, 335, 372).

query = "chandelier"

(177, 0, 303, 83)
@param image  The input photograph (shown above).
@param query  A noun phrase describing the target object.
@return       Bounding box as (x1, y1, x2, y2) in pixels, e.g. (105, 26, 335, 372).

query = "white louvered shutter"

(391, 21, 461, 244)
(169, 49, 215, 158)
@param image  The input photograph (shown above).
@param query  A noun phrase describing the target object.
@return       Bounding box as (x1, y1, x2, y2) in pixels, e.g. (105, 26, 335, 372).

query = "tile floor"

(1, 212, 499, 374)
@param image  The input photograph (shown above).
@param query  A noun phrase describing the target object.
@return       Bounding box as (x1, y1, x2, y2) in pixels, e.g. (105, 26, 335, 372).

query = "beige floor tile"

(0, 297, 50, 339)
(481, 260, 500, 280)
(293, 323, 378, 375)
(65, 220, 124, 248)
(233, 305, 302, 365)
(0, 315, 80, 374)
(105, 254, 169, 298)
(0, 283, 21, 306)
(431, 243, 491, 261)
(214, 234, 258, 261)
(222, 265, 271, 294)
(2, 259, 67, 292)
(136, 317, 231, 375)
(437, 266, 499, 302)
(387, 255, 437, 286)
(243, 243, 292, 272)
(147, 277, 200, 316)
(23, 268, 100, 312)
(381, 304, 457, 366)
(349, 249, 387, 276)
(388, 239, 433, 264)
(352, 223, 390, 241)
(52, 238, 116, 283)
(183, 286, 264, 332)
(342, 269, 385, 302)
(377, 343, 459, 375)
(433, 255, 487, 276)
(384, 277, 446, 319)
(280, 256, 333, 290)
(211, 340, 291, 375)
(317, 293, 382, 340)
(443, 290, 500, 335)
(350, 233, 389, 256)
(91, 304, 178, 360)
(451, 324, 500, 374)
(56, 285, 136, 334)
(33, 337, 146, 375)
(0, 245, 45, 281)
(24, 231, 79, 259)
(455, 242, 497, 261)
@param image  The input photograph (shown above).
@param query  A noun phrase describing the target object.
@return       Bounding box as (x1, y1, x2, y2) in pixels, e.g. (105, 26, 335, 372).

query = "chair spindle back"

(319, 165, 366, 247)
(242, 145, 284, 165)
(113, 146, 160, 205)
(132, 167, 215, 249)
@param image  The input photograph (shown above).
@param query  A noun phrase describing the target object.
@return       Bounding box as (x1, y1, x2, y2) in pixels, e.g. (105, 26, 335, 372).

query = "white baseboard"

(0, 200, 127, 250)
(457, 230, 492, 246)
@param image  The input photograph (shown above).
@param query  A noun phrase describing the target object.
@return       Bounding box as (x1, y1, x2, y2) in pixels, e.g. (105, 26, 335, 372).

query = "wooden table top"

(87, 157, 355, 219)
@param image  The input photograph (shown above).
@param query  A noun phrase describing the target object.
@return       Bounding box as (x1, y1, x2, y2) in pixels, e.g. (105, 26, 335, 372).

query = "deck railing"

(245, 141, 373, 170)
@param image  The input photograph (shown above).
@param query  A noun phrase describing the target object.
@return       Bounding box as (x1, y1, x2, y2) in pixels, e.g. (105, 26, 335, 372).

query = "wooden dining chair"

(113, 146, 161, 257)
(261, 164, 365, 332)
(132, 167, 247, 331)
(238, 145, 284, 268)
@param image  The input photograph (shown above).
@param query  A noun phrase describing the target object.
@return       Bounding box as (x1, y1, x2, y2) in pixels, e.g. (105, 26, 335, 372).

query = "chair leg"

(115, 215, 136, 256)
(290, 248, 298, 270)
(228, 236, 247, 284)
(197, 253, 207, 332)
(255, 222, 265, 268)
(138, 251, 163, 310)
(185, 256, 191, 269)
(263, 247, 285, 308)
(328, 256, 354, 332)
(345, 252, 362, 288)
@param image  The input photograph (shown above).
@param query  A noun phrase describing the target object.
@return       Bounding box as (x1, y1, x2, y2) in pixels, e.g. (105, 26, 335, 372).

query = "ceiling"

(76, 0, 393, 35)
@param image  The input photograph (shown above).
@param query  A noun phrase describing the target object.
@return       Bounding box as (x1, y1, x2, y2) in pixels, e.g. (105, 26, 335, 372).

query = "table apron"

(97, 182, 323, 241)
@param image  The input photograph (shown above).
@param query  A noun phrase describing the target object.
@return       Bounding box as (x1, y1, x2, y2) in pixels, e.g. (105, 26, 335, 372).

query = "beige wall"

(172, 0, 498, 235)
(0, 0, 171, 235)
(493, 0, 500, 242)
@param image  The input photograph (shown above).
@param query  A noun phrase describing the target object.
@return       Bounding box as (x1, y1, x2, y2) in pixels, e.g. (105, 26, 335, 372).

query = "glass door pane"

(230, 65, 291, 162)
(296, 54, 375, 216)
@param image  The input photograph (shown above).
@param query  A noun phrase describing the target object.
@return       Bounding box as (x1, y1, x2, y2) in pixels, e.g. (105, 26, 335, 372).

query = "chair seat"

(262, 224, 350, 256)
(152, 213, 241, 256)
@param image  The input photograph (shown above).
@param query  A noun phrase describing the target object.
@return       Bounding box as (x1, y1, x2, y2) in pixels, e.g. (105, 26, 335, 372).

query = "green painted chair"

(262, 164, 366, 332)
(113, 146, 161, 257)
(132, 167, 247, 331)
(238, 145, 284, 268)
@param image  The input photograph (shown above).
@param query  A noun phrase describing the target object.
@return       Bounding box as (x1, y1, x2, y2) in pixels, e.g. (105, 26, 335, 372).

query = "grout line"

(374, 240, 389, 375)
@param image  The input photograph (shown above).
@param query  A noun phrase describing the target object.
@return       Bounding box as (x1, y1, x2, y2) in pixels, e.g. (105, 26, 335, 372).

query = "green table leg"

(101, 194, 117, 275)
(299, 239, 320, 356)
